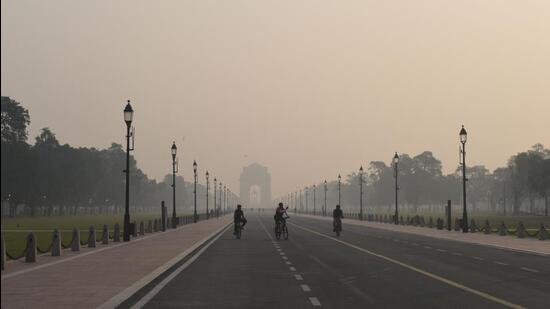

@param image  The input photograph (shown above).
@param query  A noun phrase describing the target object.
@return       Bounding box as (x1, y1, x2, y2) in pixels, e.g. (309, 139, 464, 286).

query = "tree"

(1, 96, 30, 144)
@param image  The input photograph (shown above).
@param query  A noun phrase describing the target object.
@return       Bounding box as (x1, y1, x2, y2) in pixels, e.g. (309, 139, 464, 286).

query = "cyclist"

(333, 205, 344, 232)
(274, 202, 289, 226)
(234, 204, 247, 234)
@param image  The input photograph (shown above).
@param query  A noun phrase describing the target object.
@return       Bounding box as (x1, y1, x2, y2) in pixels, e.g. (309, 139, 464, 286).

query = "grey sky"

(2, 0, 549, 197)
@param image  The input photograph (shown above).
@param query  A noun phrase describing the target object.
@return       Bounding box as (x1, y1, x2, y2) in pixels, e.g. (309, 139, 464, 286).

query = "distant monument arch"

(240, 163, 271, 208)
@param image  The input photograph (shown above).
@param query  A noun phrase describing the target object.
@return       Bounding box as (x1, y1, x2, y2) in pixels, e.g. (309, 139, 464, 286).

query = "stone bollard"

(499, 222, 507, 236)
(517, 221, 525, 238)
(132, 221, 138, 237)
(470, 219, 478, 233)
(71, 227, 81, 251)
(102, 225, 109, 245)
(147, 220, 152, 233)
(1, 235, 6, 270)
(88, 226, 96, 248)
(153, 219, 158, 232)
(51, 229, 62, 256)
(113, 223, 121, 242)
(539, 223, 548, 241)
(483, 220, 491, 234)
(454, 218, 461, 231)
(140, 221, 145, 236)
(436, 218, 444, 230)
(25, 233, 37, 263)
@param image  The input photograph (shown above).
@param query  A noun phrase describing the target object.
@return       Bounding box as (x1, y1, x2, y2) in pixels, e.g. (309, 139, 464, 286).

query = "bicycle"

(275, 218, 289, 240)
(235, 221, 243, 239)
(334, 218, 342, 237)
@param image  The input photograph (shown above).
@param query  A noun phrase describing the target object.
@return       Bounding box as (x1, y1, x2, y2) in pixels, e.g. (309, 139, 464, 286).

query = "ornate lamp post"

(123, 100, 134, 241)
(223, 185, 227, 213)
(193, 160, 198, 223)
(460, 125, 469, 233)
(324, 180, 327, 216)
(359, 166, 364, 221)
(338, 174, 342, 207)
(219, 182, 223, 214)
(171, 142, 178, 228)
(393, 153, 399, 225)
(206, 171, 210, 219)
(305, 186, 309, 213)
(214, 178, 218, 218)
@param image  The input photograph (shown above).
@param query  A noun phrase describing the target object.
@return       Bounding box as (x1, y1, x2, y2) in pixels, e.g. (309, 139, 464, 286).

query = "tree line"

(1, 97, 227, 217)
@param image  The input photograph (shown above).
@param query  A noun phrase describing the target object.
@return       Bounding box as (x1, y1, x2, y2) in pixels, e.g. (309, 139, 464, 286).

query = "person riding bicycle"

(333, 205, 344, 232)
(234, 204, 247, 234)
(274, 202, 289, 226)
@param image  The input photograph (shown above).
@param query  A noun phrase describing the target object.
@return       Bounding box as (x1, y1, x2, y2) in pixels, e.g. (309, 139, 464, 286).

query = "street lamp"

(171, 142, 178, 228)
(223, 185, 227, 213)
(338, 174, 342, 207)
(305, 186, 309, 213)
(359, 166, 364, 221)
(324, 180, 328, 216)
(214, 178, 217, 218)
(193, 160, 198, 223)
(123, 100, 134, 242)
(313, 184, 316, 216)
(393, 153, 399, 225)
(219, 182, 222, 214)
(206, 171, 210, 219)
(460, 125, 468, 233)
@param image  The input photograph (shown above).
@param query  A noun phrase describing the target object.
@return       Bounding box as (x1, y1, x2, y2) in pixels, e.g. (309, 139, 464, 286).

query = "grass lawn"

(1, 213, 167, 259)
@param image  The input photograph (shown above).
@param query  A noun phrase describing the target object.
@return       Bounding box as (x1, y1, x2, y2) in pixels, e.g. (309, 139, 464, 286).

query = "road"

(122, 213, 550, 309)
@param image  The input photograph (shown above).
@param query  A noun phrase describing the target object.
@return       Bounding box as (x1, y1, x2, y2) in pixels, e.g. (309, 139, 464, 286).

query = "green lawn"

(1, 213, 163, 259)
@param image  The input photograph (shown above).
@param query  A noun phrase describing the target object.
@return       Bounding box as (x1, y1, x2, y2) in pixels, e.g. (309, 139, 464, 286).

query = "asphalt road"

(137, 213, 550, 309)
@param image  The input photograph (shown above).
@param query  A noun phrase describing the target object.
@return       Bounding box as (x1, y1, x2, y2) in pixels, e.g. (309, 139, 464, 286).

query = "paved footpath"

(1, 216, 231, 309)
(297, 213, 550, 256)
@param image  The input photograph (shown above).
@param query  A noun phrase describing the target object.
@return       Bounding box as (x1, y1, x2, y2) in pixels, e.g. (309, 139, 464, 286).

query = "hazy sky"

(2, 0, 549, 197)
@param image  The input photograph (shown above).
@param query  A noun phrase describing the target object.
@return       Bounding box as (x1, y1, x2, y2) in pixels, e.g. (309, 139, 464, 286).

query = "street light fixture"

(324, 180, 328, 216)
(305, 186, 309, 213)
(193, 160, 198, 223)
(460, 125, 468, 233)
(123, 100, 134, 242)
(214, 178, 217, 218)
(206, 171, 210, 219)
(359, 166, 364, 221)
(393, 153, 399, 225)
(171, 142, 178, 228)
(313, 184, 316, 216)
(338, 174, 342, 207)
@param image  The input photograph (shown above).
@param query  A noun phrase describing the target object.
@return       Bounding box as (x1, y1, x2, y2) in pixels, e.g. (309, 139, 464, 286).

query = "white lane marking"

(282, 256, 288, 260)
(301, 284, 311, 292)
(295, 274, 303, 280)
(286, 261, 292, 265)
(290, 222, 526, 309)
(280, 252, 285, 255)
(436, 249, 447, 253)
(309, 297, 322, 306)
(289, 267, 297, 271)
(520, 267, 539, 273)
(473, 257, 484, 261)
(412, 243, 419, 246)
(118, 224, 232, 309)
(453, 253, 463, 256)
(495, 261, 508, 266)
(423, 246, 432, 249)
(277, 248, 282, 252)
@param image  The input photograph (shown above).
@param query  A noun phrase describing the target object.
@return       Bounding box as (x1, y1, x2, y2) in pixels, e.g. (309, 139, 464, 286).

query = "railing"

(1, 211, 230, 271)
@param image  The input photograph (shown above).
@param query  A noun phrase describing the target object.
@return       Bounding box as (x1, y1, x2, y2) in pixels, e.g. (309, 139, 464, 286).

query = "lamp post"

(460, 125, 469, 233)
(171, 142, 178, 228)
(324, 180, 327, 216)
(313, 184, 316, 215)
(393, 153, 399, 225)
(338, 174, 342, 207)
(123, 100, 134, 242)
(214, 178, 217, 218)
(223, 185, 227, 213)
(219, 182, 222, 214)
(305, 186, 309, 214)
(193, 160, 198, 223)
(206, 171, 210, 219)
(359, 166, 364, 221)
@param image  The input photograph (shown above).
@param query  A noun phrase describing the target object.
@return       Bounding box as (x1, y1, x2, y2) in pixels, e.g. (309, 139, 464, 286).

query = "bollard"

(132, 221, 138, 237)
(71, 227, 81, 251)
(161, 201, 167, 232)
(88, 226, 96, 248)
(470, 219, 478, 233)
(153, 219, 158, 232)
(436, 218, 444, 230)
(51, 229, 62, 256)
(113, 223, 121, 242)
(499, 222, 507, 236)
(454, 218, 461, 231)
(1, 235, 6, 270)
(483, 220, 491, 234)
(517, 221, 525, 238)
(102, 225, 109, 245)
(140, 221, 145, 236)
(25, 233, 37, 263)
(147, 220, 152, 233)
(539, 223, 548, 241)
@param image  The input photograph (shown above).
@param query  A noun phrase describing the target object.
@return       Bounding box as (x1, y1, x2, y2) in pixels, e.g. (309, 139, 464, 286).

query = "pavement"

(1, 215, 232, 309)
(130, 214, 550, 309)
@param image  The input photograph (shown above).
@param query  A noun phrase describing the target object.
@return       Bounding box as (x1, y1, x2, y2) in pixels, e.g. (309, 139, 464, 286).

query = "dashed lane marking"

(301, 284, 311, 292)
(290, 267, 297, 271)
(290, 222, 526, 309)
(453, 253, 463, 256)
(309, 297, 322, 306)
(295, 274, 303, 280)
(436, 249, 447, 253)
(520, 267, 539, 273)
(286, 261, 292, 265)
(495, 261, 508, 266)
